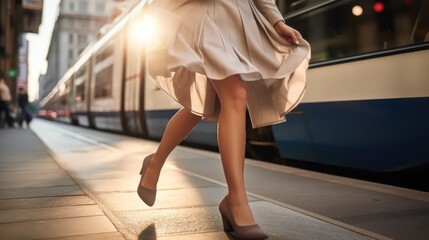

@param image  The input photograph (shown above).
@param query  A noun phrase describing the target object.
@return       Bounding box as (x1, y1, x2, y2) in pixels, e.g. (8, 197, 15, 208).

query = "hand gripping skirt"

(145, 0, 311, 128)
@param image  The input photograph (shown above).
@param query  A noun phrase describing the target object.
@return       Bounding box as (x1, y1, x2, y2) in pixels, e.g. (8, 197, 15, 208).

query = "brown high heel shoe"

(137, 153, 157, 206)
(219, 196, 268, 239)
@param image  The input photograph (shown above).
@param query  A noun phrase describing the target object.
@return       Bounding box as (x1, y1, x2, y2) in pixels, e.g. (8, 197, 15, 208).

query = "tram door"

(122, 24, 147, 136)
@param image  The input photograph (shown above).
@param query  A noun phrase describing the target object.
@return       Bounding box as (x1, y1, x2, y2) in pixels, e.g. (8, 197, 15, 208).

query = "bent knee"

(212, 75, 248, 111)
(221, 86, 248, 111)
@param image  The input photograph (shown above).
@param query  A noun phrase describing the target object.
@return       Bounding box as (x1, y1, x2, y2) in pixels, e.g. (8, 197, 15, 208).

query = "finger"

(292, 33, 299, 45)
(292, 31, 302, 45)
(286, 29, 299, 45)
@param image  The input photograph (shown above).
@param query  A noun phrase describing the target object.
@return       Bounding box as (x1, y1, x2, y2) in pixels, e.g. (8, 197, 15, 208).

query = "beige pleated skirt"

(145, 0, 311, 128)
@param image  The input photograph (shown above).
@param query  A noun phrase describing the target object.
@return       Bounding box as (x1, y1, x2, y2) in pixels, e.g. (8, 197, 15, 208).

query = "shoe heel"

(221, 213, 233, 232)
(140, 154, 153, 175)
(137, 154, 157, 207)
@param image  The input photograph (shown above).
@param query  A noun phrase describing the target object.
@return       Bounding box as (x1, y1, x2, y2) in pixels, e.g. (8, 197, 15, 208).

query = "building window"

(68, 49, 74, 60)
(77, 19, 87, 29)
(96, 20, 105, 29)
(69, 33, 74, 43)
(96, 2, 106, 14)
(78, 34, 88, 44)
(79, 1, 88, 13)
(69, 2, 74, 11)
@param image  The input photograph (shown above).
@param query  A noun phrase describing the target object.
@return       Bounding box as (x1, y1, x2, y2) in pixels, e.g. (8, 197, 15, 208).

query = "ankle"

(150, 159, 164, 173)
(227, 193, 249, 207)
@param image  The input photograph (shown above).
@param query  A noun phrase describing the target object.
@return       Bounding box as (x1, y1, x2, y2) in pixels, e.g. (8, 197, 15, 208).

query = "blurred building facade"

(0, 0, 43, 100)
(40, 0, 138, 101)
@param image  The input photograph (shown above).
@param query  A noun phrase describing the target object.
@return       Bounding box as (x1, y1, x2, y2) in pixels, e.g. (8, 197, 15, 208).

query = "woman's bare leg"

(211, 75, 254, 226)
(141, 108, 201, 189)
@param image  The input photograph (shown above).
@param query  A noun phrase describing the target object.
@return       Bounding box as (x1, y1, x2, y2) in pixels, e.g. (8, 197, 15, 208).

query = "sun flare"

(130, 14, 158, 44)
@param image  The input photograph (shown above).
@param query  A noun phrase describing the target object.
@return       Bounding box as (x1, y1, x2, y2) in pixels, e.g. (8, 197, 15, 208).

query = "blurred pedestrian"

(0, 77, 14, 128)
(17, 87, 31, 127)
(138, 1, 311, 239)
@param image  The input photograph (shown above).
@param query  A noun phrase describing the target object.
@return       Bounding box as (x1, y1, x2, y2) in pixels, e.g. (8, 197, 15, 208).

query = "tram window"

(61, 96, 68, 105)
(95, 65, 113, 98)
(277, 0, 326, 14)
(278, 0, 429, 63)
(65, 82, 72, 93)
(414, 0, 429, 41)
(75, 82, 86, 102)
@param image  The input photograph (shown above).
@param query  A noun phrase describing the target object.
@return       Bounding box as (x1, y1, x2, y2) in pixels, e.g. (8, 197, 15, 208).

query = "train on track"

(40, 0, 429, 172)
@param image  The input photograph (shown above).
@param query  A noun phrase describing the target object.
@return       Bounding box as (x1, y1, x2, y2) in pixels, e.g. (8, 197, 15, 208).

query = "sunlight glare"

(130, 14, 158, 44)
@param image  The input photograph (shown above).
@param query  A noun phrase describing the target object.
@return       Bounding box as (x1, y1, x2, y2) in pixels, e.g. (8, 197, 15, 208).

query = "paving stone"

(0, 216, 118, 240)
(0, 162, 63, 173)
(97, 187, 230, 211)
(0, 177, 75, 189)
(40, 232, 126, 240)
(0, 205, 104, 223)
(157, 168, 221, 190)
(0, 196, 95, 210)
(157, 231, 229, 240)
(0, 126, 122, 240)
(116, 206, 223, 237)
(0, 186, 84, 199)
(251, 201, 373, 240)
(115, 200, 374, 240)
(343, 207, 429, 239)
(85, 168, 219, 193)
(0, 156, 51, 164)
(0, 170, 70, 181)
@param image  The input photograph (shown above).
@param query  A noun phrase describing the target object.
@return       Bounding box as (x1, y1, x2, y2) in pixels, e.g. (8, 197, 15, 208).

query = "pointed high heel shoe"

(137, 153, 157, 206)
(219, 196, 268, 240)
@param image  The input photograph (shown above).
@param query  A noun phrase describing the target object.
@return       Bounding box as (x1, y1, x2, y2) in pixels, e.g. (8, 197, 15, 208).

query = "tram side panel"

(271, 0, 429, 172)
(143, 68, 179, 140)
(90, 36, 125, 132)
(55, 79, 73, 124)
(272, 49, 429, 172)
(123, 23, 146, 136)
(48, 93, 61, 121)
(71, 61, 91, 127)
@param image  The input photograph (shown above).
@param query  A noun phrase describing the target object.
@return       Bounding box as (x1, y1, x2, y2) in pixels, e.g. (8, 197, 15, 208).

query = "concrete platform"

(0, 127, 124, 240)
(2, 119, 429, 240)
